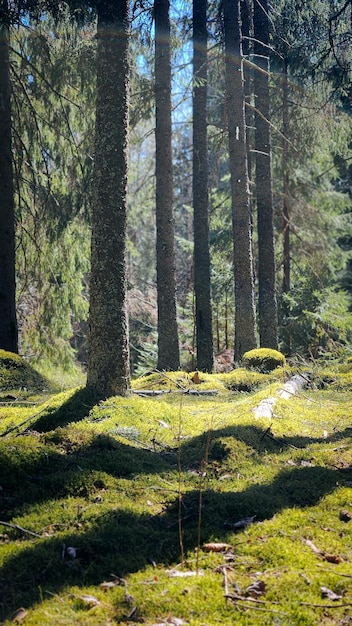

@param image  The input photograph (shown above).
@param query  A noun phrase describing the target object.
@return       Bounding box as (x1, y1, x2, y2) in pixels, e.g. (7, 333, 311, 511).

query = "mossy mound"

(0, 350, 50, 394)
(218, 367, 280, 391)
(242, 347, 286, 373)
(131, 368, 285, 394)
(132, 370, 227, 392)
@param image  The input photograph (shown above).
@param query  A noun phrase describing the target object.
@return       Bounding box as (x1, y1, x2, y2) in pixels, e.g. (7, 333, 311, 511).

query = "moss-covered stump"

(242, 347, 286, 373)
(0, 350, 49, 394)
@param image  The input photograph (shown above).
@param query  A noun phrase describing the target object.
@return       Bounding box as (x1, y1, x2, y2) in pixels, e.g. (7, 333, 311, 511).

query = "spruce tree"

(86, 0, 130, 397)
(253, 0, 278, 348)
(154, 0, 180, 371)
(223, 0, 257, 360)
(193, 0, 214, 372)
(0, 16, 18, 352)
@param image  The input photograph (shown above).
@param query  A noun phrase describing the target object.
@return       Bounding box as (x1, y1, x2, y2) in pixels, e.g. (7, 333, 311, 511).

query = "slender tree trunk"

(86, 1, 130, 398)
(223, 0, 257, 361)
(282, 60, 290, 295)
(0, 22, 18, 353)
(253, 0, 278, 348)
(241, 0, 253, 183)
(193, 0, 214, 372)
(155, 0, 180, 371)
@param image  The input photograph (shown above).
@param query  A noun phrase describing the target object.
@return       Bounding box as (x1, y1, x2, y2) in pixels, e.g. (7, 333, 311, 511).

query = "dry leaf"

(100, 580, 120, 591)
(125, 590, 134, 604)
(11, 608, 28, 623)
(191, 371, 201, 384)
(127, 606, 138, 621)
(323, 553, 343, 564)
(303, 538, 322, 555)
(75, 595, 101, 608)
(203, 542, 233, 552)
(65, 546, 77, 559)
(245, 580, 266, 598)
(321, 586, 343, 601)
(339, 509, 352, 523)
(166, 569, 203, 577)
(230, 516, 255, 529)
(167, 618, 188, 625)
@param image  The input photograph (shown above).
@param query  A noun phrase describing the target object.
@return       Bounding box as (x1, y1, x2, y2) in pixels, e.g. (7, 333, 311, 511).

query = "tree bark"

(223, 0, 257, 361)
(282, 60, 290, 295)
(241, 0, 253, 184)
(193, 0, 214, 372)
(0, 22, 18, 353)
(155, 0, 180, 371)
(253, 0, 278, 348)
(86, 0, 130, 398)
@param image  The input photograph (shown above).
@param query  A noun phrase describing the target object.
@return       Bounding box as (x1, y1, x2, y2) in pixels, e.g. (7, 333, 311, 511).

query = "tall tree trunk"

(86, 0, 130, 398)
(241, 0, 253, 183)
(223, 0, 257, 361)
(155, 0, 180, 371)
(0, 22, 18, 353)
(193, 0, 214, 372)
(253, 0, 278, 348)
(281, 59, 291, 353)
(282, 60, 290, 295)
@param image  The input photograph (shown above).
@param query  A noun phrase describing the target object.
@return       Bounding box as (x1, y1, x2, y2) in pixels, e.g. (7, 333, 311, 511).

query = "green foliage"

(242, 348, 286, 372)
(11, 15, 94, 368)
(280, 282, 352, 358)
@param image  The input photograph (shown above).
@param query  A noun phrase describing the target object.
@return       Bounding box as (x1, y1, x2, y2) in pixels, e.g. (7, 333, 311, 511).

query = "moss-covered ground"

(0, 357, 351, 625)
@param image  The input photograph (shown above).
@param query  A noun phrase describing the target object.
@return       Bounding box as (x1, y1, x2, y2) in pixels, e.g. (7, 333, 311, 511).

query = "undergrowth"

(0, 359, 351, 625)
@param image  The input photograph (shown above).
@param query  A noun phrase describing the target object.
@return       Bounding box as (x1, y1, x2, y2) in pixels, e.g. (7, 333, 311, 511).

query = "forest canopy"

(0, 0, 351, 388)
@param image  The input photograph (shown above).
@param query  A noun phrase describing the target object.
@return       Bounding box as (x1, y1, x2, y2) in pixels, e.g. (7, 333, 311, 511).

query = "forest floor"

(0, 355, 351, 625)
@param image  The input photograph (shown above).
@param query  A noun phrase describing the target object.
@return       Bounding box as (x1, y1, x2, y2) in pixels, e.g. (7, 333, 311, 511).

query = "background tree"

(0, 12, 18, 352)
(1, 0, 352, 376)
(223, 0, 257, 361)
(11, 14, 93, 369)
(154, 0, 180, 370)
(270, 0, 352, 356)
(193, 0, 213, 372)
(86, 0, 130, 398)
(253, 0, 278, 348)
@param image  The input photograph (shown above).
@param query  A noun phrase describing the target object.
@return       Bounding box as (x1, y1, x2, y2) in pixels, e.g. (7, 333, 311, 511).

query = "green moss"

(0, 350, 50, 394)
(242, 347, 286, 372)
(0, 365, 352, 625)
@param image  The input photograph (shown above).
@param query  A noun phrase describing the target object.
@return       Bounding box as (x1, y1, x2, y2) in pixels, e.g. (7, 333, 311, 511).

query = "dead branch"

(300, 601, 352, 609)
(132, 389, 219, 396)
(225, 595, 287, 615)
(0, 520, 42, 538)
(0, 402, 51, 437)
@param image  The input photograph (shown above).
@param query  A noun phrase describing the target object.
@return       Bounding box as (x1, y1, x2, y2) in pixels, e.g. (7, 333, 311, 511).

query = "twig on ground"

(0, 520, 42, 538)
(0, 403, 50, 437)
(320, 570, 352, 578)
(158, 370, 187, 390)
(225, 595, 287, 615)
(300, 601, 352, 609)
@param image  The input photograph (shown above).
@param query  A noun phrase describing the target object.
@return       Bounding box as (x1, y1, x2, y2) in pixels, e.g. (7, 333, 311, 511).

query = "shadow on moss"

(33, 387, 99, 432)
(0, 462, 345, 622)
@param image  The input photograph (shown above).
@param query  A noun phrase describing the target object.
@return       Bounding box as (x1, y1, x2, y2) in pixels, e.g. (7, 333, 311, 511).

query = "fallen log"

(252, 374, 309, 419)
(131, 388, 219, 397)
